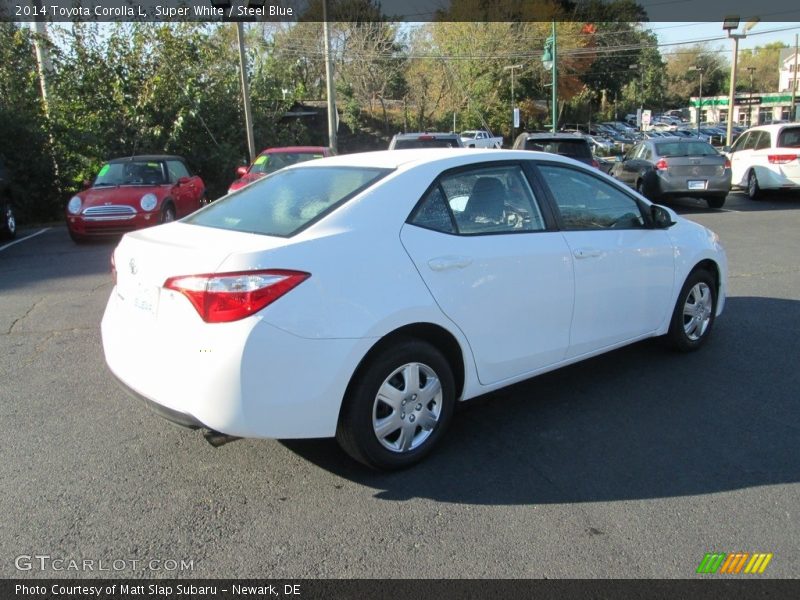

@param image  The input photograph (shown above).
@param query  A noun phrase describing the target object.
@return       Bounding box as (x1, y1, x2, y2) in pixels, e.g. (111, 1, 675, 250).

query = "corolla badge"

(129, 258, 138, 275)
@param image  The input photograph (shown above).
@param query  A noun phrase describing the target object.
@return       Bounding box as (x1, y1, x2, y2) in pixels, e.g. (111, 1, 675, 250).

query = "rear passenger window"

(409, 186, 455, 233)
(409, 165, 546, 235)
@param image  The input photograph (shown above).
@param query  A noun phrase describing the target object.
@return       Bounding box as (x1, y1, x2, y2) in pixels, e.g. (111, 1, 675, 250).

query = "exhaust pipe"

(203, 429, 241, 448)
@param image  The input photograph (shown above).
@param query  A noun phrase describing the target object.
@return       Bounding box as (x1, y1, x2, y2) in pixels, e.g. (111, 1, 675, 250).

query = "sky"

(646, 22, 800, 53)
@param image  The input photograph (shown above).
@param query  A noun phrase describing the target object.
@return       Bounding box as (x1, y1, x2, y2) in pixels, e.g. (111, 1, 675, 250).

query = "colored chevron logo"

(696, 552, 773, 574)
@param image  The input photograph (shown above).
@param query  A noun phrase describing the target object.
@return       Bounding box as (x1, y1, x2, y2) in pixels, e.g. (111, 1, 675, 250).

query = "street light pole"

(541, 20, 558, 133)
(504, 64, 523, 144)
(723, 16, 759, 147)
(689, 66, 705, 136)
(746, 66, 756, 126)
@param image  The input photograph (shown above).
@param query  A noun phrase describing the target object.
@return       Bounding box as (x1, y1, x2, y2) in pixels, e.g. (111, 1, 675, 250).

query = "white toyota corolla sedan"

(102, 149, 727, 470)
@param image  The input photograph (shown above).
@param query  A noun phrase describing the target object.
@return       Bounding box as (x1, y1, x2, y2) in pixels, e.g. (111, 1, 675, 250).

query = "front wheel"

(1, 202, 16, 240)
(161, 203, 176, 223)
(336, 339, 455, 470)
(666, 269, 717, 352)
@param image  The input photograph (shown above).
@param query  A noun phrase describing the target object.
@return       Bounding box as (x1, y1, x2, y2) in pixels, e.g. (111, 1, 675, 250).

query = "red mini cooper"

(66, 155, 206, 242)
(228, 146, 334, 193)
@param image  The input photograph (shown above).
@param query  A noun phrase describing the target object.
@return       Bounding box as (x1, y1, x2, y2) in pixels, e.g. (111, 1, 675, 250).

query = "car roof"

(108, 155, 184, 163)
(392, 132, 460, 138)
(261, 146, 329, 154)
(289, 148, 582, 172)
(520, 133, 588, 141)
(744, 124, 799, 134)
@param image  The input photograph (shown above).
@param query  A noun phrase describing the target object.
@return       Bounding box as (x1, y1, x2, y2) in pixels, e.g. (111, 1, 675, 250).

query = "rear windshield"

(655, 141, 718, 157)
(249, 152, 323, 175)
(185, 166, 390, 237)
(777, 126, 800, 148)
(393, 138, 460, 149)
(524, 139, 592, 159)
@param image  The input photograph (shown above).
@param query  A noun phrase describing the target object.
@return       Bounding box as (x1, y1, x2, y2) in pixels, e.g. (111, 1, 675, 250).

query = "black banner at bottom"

(5, 579, 800, 600)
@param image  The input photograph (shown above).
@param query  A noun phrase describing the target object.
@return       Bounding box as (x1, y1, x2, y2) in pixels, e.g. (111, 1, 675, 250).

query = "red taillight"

(767, 154, 798, 164)
(655, 158, 669, 171)
(724, 158, 731, 169)
(418, 135, 434, 140)
(164, 269, 310, 324)
(110, 252, 117, 285)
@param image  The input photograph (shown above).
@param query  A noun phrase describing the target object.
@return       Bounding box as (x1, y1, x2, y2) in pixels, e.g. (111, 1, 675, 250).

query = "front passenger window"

(538, 164, 646, 231)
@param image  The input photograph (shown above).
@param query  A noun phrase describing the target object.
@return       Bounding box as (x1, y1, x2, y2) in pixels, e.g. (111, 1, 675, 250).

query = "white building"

(779, 48, 800, 93)
(689, 92, 798, 127)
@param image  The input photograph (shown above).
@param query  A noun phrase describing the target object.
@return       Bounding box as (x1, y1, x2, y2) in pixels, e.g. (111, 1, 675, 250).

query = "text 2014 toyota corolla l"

(102, 149, 727, 470)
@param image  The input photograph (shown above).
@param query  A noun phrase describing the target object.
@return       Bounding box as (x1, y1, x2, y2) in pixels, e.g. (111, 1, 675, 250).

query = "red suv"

(66, 155, 206, 243)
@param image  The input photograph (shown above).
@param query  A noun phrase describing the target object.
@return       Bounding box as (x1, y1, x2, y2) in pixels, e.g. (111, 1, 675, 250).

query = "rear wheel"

(705, 195, 726, 209)
(1, 201, 16, 240)
(336, 338, 455, 470)
(746, 170, 761, 200)
(666, 269, 717, 352)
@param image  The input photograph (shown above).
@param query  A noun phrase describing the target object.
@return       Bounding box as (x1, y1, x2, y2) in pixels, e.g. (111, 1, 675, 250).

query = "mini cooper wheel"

(1, 202, 16, 240)
(666, 269, 717, 352)
(336, 338, 455, 470)
(747, 170, 761, 200)
(161, 203, 176, 223)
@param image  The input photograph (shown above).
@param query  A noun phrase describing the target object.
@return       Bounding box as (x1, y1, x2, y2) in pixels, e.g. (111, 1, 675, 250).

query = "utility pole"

(503, 64, 522, 144)
(791, 34, 799, 121)
(323, 0, 337, 152)
(236, 22, 256, 163)
(747, 66, 756, 126)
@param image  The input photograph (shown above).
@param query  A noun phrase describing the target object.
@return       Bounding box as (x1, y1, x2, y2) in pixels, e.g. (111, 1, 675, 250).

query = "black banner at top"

(1, 0, 799, 23)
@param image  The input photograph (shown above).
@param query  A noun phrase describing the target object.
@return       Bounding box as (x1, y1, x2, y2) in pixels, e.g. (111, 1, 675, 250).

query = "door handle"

(573, 248, 602, 259)
(428, 256, 473, 271)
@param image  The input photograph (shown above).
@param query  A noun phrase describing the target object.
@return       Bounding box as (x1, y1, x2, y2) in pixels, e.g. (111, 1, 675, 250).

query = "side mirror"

(82, 179, 92, 190)
(615, 155, 623, 162)
(235, 166, 248, 177)
(722, 145, 732, 153)
(651, 205, 675, 229)
(177, 176, 191, 185)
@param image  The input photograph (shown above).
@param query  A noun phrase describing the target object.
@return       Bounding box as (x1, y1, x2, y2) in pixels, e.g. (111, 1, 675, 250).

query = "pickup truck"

(459, 130, 503, 148)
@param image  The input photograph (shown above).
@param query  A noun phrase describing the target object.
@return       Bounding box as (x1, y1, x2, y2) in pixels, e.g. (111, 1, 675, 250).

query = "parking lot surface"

(1, 191, 798, 578)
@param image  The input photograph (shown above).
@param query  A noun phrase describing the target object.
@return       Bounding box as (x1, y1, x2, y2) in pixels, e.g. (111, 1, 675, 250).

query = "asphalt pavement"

(1, 191, 798, 579)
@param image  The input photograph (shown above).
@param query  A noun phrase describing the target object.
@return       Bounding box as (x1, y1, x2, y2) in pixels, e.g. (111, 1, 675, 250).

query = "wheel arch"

(343, 323, 467, 409)
(690, 258, 721, 298)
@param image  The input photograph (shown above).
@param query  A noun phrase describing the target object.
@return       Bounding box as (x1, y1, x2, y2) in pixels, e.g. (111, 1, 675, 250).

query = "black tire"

(1, 201, 16, 240)
(666, 269, 717, 352)
(746, 170, 761, 200)
(705, 195, 726, 209)
(636, 179, 648, 199)
(161, 202, 176, 223)
(68, 227, 87, 244)
(336, 338, 455, 470)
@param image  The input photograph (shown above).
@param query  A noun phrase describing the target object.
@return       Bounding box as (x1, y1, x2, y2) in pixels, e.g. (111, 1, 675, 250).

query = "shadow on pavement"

(282, 296, 800, 505)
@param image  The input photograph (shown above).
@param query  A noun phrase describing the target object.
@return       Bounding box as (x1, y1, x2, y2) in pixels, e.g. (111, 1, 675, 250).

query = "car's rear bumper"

(101, 288, 375, 439)
(656, 172, 731, 196)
